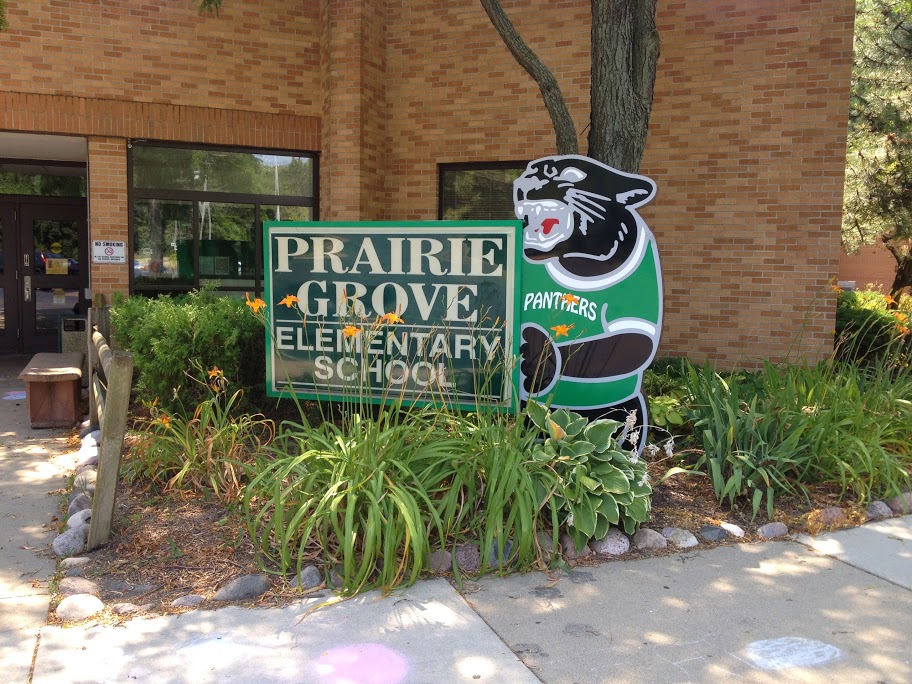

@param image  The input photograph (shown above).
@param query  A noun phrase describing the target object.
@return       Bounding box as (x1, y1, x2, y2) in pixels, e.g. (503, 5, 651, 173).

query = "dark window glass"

(439, 164, 526, 221)
(0, 162, 86, 197)
(132, 147, 314, 197)
(133, 200, 194, 285)
(130, 144, 317, 295)
(199, 202, 256, 290)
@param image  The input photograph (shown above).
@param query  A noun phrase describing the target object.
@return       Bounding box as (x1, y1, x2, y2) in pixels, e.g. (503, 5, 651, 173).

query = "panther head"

(514, 155, 656, 277)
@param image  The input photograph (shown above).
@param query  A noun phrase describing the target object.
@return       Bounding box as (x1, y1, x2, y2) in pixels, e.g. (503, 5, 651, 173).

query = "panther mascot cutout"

(515, 155, 663, 452)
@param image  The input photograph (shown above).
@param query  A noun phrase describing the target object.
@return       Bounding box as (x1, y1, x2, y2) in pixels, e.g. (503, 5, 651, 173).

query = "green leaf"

(598, 469, 630, 494)
(526, 400, 549, 431)
(584, 420, 622, 449)
(624, 495, 650, 523)
(569, 499, 596, 537)
(560, 440, 597, 459)
(550, 408, 575, 431)
(565, 415, 589, 438)
(598, 493, 620, 524)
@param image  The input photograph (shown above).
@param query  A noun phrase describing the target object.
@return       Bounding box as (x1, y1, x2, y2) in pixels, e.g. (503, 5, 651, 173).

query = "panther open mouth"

(516, 199, 574, 252)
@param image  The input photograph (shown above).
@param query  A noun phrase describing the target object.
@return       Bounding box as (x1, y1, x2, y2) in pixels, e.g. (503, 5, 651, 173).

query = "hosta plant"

(526, 401, 652, 553)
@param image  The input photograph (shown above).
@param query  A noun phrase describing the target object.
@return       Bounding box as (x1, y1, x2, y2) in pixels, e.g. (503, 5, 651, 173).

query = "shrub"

(835, 287, 912, 366)
(111, 289, 265, 411)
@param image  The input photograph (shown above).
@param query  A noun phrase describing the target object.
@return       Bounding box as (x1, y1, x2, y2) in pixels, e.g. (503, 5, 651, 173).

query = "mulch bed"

(60, 407, 876, 621)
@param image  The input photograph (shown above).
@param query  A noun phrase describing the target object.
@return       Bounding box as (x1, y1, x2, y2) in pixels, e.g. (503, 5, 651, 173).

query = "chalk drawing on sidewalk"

(313, 643, 409, 684)
(743, 637, 842, 670)
(3, 391, 25, 400)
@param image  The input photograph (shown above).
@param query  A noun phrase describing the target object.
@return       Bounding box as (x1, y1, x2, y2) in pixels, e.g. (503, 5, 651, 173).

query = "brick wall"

(379, 0, 855, 366)
(0, 0, 855, 366)
(87, 138, 129, 300)
(839, 242, 899, 293)
(0, 0, 321, 116)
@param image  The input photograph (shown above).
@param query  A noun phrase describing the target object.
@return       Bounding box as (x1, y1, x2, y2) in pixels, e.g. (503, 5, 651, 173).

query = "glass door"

(19, 204, 88, 353)
(0, 203, 19, 353)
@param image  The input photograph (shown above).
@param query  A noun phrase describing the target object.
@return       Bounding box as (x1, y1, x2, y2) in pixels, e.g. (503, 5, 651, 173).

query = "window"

(0, 160, 86, 197)
(129, 143, 317, 296)
(438, 162, 527, 221)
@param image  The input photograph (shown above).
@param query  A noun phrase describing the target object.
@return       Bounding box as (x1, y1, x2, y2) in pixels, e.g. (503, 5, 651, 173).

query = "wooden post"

(87, 307, 99, 427)
(87, 350, 133, 550)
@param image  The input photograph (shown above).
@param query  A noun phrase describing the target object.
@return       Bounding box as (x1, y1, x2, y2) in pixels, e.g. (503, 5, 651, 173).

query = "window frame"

(437, 161, 528, 221)
(127, 140, 319, 296)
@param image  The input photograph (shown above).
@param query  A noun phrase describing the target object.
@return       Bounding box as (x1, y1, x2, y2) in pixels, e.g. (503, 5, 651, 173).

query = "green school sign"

(264, 222, 523, 410)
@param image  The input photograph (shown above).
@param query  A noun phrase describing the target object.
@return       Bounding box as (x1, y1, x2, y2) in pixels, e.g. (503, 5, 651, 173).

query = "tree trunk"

(588, 0, 659, 172)
(886, 243, 912, 296)
(479, 0, 579, 155)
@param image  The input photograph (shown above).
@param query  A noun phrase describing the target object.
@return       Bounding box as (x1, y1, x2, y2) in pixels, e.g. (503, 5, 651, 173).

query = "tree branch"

(479, 0, 578, 155)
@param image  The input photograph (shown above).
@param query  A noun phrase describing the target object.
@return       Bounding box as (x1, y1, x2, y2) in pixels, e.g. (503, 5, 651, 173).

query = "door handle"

(24, 275, 31, 302)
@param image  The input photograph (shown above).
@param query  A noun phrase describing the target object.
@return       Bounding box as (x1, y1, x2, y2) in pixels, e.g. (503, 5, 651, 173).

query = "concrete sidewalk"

(4, 355, 912, 683)
(0, 356, 78, 682)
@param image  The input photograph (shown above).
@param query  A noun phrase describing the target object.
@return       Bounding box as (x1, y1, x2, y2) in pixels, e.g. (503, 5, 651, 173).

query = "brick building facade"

(0, 0, 855, 363)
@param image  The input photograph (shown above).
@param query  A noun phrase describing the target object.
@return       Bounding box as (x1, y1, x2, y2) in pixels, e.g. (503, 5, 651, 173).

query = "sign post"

(264, 222, 523, 411)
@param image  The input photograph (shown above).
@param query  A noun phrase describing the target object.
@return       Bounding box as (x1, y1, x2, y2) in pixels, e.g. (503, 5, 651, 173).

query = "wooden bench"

(18, 352, 84, 428)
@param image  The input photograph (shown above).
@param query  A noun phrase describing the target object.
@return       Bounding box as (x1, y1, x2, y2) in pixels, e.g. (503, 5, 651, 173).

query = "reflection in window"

(199, 203, 256, 289)
(133, 200, 193, 284)
(33, 220, 80, 275)
(261, 206, 313, 223)
(439, 164, 526, 221)
(132, 147, 314, 196)
(0, 162, 86, 198)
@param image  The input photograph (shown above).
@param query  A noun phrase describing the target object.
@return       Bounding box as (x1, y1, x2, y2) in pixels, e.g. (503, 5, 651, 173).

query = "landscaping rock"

(59, 557, 90, 569)
(537, 531, 558, 563)
(662, 527, 699, 549)
(632, 528, 667, 551)
(76, 445, 99, 462)
(290, 565, 323, 590)
(455, 543, 481, 574)
(560, 533, 591, 562)
(591, 528, 630, 556)
(720, 522, 745, 538)
(58, 576, 101, 598)
(75, 453, 99, 471)
(489, 539, 514, 568)
(818, 507, 847, 526)
(171, 595, 205, 608)
(865, 501, 893, 522)
(81, 433, 100, 449)
(699, 525, 730, 542)
(213, 574, 271, 601)
(67, 508, 92, 529)
(65, 567, 85, 577)
(52, 526, 87, 558)
(79, 424, 100, 439)
(757, 522, 789, 539)
(67, 492, 92, 517)
(73, 468, 97, 491)
(887, 492, 912, 514)
(428, 550, 452, 574)
(56, 594, 104, 622)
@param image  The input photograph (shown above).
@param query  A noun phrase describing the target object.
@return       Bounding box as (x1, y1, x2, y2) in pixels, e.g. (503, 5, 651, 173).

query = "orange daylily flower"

(159, 413, 172, 428)
(561, 293, 581, 305)
(892, 311, 908, 323)
(551, 323, 574, 338)
(342, 325, 361, 338)
(279, 294, 299, 308)
(885, 294, 897, 306)
(379, 312, 404, 325)
(245, 292, 266, 314)
(830, 284, 843, 293)
(208, 366, 224, 379)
